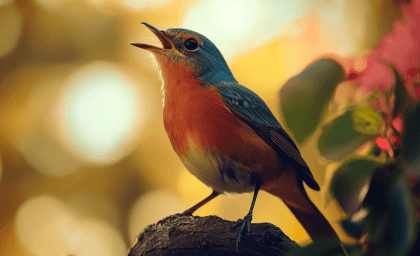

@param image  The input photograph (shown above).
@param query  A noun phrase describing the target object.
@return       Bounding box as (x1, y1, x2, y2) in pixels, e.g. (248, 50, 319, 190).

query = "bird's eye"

(184, 38, 199, 51)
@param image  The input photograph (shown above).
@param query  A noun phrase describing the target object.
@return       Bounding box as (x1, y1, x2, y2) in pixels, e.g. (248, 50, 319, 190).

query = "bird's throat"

(155, 55, 198, 90)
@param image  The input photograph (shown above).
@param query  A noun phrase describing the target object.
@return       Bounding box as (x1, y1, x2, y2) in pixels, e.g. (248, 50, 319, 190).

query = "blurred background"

(0, 0, 404, 255)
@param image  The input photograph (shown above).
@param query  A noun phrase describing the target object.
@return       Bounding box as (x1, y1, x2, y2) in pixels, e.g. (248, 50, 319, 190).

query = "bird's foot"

(156, 211, 192, 228)
(181, 208, 195, 216)
(231, 212, 253, 251)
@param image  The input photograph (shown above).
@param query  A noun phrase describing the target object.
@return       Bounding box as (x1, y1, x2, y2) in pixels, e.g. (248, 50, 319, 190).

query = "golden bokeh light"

(11, 67, 85, 178)
(15, 195, 126, 256)
(314, 0, 365, 56)
(15, 195, 82, 256)
(128, 190, 187, 241)
(59, 61, 143, 164)
(0, 3, 23, 58)
(182, 0, 315, 60)
(182, 0, 260, 60)
(72, 218, 126, 256)
(15, 127, 84, 177)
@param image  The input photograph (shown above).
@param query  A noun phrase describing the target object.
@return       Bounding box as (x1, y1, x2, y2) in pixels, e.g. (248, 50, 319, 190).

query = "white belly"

(180, 139, 255, 193)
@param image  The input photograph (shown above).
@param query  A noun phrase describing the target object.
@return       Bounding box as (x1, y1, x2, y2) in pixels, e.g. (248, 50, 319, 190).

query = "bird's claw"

(156, 216, 171, 228)
(231, 212, 253, 251)
(156, 212, 192, 228)
(181, 209, 194, 216)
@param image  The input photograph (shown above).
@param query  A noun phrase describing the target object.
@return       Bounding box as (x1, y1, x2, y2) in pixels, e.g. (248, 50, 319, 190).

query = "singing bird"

(131, 22, 340, 247)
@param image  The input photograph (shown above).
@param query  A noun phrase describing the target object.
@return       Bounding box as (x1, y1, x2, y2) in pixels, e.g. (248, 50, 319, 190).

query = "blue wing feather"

(217, 82, 320, 191)
(218, 83, 282, 129)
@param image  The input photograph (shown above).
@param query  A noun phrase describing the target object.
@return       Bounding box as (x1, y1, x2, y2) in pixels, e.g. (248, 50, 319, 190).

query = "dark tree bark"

(128, 214, 299, 256)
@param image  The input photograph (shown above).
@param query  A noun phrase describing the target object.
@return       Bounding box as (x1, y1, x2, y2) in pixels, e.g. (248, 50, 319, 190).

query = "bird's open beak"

(130, 22, 173, 53)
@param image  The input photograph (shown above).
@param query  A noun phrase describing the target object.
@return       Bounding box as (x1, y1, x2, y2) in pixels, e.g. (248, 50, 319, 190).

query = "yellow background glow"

(60, 62, 142, 164)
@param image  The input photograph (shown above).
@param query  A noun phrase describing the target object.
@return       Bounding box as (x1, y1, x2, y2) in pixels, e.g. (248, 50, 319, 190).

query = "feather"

(218, 81, 320, 191)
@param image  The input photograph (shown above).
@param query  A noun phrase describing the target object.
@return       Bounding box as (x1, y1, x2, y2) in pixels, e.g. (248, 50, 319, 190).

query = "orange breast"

(158, 57, 282, 184)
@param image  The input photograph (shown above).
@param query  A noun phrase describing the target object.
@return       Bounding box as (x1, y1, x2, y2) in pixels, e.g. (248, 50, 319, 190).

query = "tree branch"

(128, 214, 299, 256)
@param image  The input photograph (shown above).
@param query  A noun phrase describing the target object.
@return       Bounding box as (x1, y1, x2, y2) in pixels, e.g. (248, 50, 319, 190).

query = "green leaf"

(364, 209, 392, 254)
(330, 157, 386, 217)
(389, 173, 416, 255)
(401, 102, 420, 176)
(351, 108, 383, 135)
(318, 108, 382, 160)
(363, 166, 416, 255)
(280, 58, 345, 144)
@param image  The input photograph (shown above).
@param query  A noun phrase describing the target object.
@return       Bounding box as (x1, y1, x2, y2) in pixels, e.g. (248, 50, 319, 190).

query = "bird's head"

(131, 22, 236, 85)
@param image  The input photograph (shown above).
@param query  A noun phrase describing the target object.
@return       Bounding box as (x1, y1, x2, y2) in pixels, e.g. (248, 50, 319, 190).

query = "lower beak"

(130, 22, 173, 53)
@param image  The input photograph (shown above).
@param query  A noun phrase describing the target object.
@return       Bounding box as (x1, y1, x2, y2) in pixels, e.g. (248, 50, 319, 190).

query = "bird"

(131, 22, 341, 250)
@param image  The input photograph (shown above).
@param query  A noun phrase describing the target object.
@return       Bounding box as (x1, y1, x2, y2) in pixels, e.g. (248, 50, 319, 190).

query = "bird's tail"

(283, 198, 346, 255)
(283, 198, 339, 240)
(263, 175, 341, 241)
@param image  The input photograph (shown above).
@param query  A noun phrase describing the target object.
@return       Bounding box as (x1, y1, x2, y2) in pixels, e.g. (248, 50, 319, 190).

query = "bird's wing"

(218, 82, 320, 191)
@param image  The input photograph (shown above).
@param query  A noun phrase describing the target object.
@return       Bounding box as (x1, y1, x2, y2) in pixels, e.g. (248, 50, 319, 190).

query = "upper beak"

(130, 22, 173, 53)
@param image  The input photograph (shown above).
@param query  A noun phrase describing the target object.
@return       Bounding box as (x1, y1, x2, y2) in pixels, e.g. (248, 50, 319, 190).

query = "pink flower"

(390, 134, 402, 147)
(376, 137, 391, 151)
(338, 0, 420, 97)
(357, 58, 395, 92)
(375, 137, 394, 158)
(368, 0, 420, 97)
(392, 115, 403, 134)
